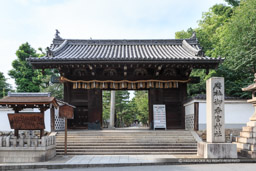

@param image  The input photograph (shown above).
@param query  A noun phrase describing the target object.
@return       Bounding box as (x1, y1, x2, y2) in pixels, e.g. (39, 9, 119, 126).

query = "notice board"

(153, 104, 166, 129)
(8, 113, 45, 130)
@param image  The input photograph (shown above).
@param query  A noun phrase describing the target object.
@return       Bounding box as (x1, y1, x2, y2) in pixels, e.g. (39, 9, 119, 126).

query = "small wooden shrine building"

(0, 92, 58, 137)
(28, 31, 222, 130)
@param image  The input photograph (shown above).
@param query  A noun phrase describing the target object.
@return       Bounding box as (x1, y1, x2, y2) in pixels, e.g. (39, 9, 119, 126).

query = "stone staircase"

(56, 130, 198, 155)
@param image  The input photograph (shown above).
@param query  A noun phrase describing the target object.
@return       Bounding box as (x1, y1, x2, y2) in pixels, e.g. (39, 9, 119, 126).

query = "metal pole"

(65, 117, 67, 155)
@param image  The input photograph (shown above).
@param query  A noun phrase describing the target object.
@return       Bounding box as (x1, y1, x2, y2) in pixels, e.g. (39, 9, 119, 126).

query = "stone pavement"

(1, 154, 255, 171)
(64, 155, 177, 164)
(0, 155, 196, 170)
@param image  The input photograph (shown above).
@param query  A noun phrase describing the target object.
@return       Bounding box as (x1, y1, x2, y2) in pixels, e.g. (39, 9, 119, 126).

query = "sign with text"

(59, 105, 74, 119)
(8, 113, 45, 130)
(153, 104, 166, 129)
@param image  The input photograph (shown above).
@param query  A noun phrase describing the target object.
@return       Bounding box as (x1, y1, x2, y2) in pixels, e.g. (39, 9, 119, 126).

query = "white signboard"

(153, 104, 166, 129)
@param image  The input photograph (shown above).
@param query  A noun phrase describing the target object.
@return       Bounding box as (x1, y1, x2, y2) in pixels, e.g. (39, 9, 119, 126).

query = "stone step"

(56, 151, 197, 155)
(56, 145, 196, 149)
(236, 137, 256, 144)
(242, 126, 256, 132)
(57, 132, 192, 135)
(55, 130, 197, 155)
(56, 134, 193, 137)
(56, 148, 197, 152)
(56, 135, 193, 138)
(56, 142, 197, 146)
(56, 140, 196, 143)
(56, 137, 194, 140)
(240, 132, 256, 138)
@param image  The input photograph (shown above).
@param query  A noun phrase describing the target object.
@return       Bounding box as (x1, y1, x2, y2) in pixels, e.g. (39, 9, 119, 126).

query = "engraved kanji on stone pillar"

(206, 77, 225, 143)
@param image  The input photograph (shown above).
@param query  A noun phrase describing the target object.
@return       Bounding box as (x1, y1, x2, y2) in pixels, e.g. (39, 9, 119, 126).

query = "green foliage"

(176, 1, 256, 98)
(225, 0, 240, 7)
(175, 28, 194, 39)
(102, 91, 111, 122)
(102, 90, 149, 127)
(8, 42, 63, 98)
(0, 72, 11, 98)
(8, 43, 43, 92)
(40, 73, 64, 100)
(115, 91, 131, 127)
(133, 91, 149, 125)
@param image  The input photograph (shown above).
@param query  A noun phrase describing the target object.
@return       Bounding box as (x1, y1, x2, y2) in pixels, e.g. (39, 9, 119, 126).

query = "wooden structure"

(0, 92, 58, 137)
(58, 103, 75, 154)
(28, 31, 222, 129)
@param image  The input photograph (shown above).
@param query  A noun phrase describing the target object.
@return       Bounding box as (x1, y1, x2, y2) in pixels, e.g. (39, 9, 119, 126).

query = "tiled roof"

(28, 36, 222, 63)
(0, 92, 58, 107)
(0, 96, 55, 103)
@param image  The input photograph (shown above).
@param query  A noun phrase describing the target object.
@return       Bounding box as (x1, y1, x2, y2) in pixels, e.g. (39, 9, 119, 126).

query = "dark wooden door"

(66, 85, 89, 129)
(149, 87, 185, 129)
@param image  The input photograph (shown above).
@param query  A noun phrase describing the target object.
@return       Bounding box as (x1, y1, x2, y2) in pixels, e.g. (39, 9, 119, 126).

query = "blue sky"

(0, 0, 226, 87)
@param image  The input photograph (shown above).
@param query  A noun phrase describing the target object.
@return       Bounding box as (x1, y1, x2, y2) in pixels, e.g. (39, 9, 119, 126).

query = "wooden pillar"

(88, 89, 102, 127)
(39, 109, 45, 138)
(194, 102, 199, 131)
(14, 108, 19, 138)
(50, 107, 55, 132)
(15, 129, 19, 138)
(65, 117, 67, 155)
(180, 83, 187, 129)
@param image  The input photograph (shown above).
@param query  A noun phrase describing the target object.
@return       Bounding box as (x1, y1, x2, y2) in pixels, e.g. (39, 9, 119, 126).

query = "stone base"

(239, 149, 256, 158)
(0, 145, 56, 163)
(198, 142, 237, 158)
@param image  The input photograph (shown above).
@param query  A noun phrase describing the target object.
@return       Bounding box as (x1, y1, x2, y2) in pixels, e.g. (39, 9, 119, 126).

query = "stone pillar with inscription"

(207, 77, 225, 143)
(198, 77, 237, 158)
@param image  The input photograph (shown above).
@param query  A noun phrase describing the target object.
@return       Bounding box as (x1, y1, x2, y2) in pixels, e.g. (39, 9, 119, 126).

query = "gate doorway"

(102, 90, 149, 129)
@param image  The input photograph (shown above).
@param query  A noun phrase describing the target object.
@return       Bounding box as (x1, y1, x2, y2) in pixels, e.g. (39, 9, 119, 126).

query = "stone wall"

(0, 133, 56, 162)
(185, 102, 194, 130)
(185, 114, 194, 130)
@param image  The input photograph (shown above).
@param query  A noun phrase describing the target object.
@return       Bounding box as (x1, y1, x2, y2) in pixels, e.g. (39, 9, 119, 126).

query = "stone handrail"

(0, 135, 55, 147)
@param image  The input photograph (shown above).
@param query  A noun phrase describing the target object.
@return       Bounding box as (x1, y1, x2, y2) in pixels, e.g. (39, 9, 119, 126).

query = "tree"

(8, 43, 43, 92)
(225, 0, 240, 7)
(0, 72, 11, 98)
(115, 91, 130, 127)
(102, 90, 149, 127)
(133, 91, 149, 125)
(102, 90, 111, 122)
(40, 74, 64, 100)
(214, 0, 256, 98)
(174, 2, 256, 98)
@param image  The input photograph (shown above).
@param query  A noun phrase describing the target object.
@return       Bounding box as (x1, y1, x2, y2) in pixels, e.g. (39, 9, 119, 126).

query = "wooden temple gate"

(28, 31, 222, 130)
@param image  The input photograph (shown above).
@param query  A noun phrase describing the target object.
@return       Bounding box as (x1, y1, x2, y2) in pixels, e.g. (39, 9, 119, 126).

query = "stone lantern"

(242, 73, 256, 121)
(235, 73, 256, 158)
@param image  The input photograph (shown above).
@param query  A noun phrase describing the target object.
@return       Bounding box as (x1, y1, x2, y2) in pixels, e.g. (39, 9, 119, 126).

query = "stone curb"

(1, 158, 256, 171)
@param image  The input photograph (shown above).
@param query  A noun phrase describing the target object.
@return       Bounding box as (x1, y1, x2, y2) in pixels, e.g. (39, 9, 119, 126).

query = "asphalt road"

(20, 163, 256, 171)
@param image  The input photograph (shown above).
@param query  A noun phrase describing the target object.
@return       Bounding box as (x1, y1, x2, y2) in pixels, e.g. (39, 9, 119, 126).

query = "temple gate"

(28, 31, 221, 130)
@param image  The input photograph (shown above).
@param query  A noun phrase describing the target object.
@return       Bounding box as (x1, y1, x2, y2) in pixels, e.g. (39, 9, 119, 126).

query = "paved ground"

(20, 163, 256, 171)
(1, 155, 255, 170)
(56, 155, 178, 164)
(1, 154, 194, 165)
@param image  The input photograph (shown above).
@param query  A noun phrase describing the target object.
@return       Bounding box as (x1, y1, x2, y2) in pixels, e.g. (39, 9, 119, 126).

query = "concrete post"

(109, 90, 116, 128)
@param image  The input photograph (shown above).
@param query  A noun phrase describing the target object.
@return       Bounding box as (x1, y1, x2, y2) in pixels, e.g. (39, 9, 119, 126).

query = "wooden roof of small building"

(28, 32, 223, 68)
(0, 92, 58, 108)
